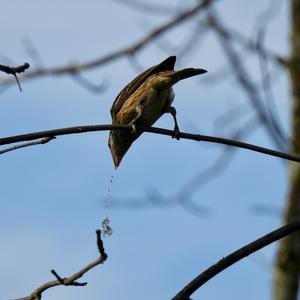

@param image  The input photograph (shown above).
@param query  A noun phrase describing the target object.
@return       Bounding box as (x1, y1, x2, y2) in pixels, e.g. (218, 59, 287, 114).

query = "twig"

(0, 0, 213, 86)
(171, 221, 300, 300)
(14, 229, 107, 300)
(70, 72, 108, 93)
(110, 0, 178, 15)
(0, 63, 30, 75)
(0, 137, 55, 155)
(0, 62, 30, 91)
(208, 12, 287, 151)
(0, 124, 299, 163)
(256, 29, 288, 145)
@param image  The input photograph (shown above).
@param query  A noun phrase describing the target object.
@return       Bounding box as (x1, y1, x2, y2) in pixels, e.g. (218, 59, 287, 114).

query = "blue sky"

(0, 1, 291, 299)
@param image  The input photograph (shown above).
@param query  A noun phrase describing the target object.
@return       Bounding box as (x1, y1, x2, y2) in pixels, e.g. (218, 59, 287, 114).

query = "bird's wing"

(110, 56, 176, 118)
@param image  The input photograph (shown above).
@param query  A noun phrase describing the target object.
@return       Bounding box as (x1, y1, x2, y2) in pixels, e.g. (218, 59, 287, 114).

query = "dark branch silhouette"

(0, 62, 30, 91)
(172, 221, 300, 300)
(0, 124, 299, 163)
(14, 230, 107, 300)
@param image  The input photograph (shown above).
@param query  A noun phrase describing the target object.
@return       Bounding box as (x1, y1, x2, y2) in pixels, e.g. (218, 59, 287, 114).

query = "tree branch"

(0, 137, 55, 155)
(14, 230, 107, 300)
(0, 62, 30, 91)
(171, 221, 300, 300)
(0, 0, 213, 86)
(0, 124, 300, 163)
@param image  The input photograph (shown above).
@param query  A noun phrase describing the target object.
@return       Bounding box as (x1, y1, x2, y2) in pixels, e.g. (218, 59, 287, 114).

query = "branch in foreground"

(171, 221, 300, 300)
(0, 62, 30, 91)
(0, 137, 55, 155)
(15, 229, 107, 300)
(0, 0, 212, 85)
(0, 124, 300, 163)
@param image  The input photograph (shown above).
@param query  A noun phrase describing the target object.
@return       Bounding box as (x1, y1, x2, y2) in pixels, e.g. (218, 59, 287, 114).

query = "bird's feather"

(110, 56, 176, 119)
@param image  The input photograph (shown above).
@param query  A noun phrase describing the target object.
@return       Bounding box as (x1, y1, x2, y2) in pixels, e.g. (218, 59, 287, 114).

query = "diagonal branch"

(0, 137, 55, 155)
(0, 124, 300, 163)
(208, 12, 287, 151)
(171, 221, 300, 300)
(0, 62, 30, 91)
(14, 230, 107, 300)
(0, 0, 213, 86)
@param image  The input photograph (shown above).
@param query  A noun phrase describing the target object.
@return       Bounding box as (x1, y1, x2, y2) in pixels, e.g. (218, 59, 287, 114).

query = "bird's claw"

(172, 126, 180, 140)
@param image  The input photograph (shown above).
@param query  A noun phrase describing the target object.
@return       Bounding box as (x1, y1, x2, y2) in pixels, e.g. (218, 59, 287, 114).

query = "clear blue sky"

(0, 1, 291, 299)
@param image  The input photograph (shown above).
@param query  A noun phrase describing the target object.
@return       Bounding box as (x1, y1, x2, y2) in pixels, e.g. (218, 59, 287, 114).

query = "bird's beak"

(111, 150, 122, 169)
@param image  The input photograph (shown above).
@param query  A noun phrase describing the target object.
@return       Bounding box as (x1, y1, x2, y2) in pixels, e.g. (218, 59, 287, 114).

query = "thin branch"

(21, 37, 44, 69)
(0, 62, 30, 91)
(0, 63, 30, 75)
(208, 12, 287, 151)
(0, 124, 300, 163)
(0, 0, 213, 86)
(171, 221, 300, 300)
(14, 230, 107, 300)
(70, 72, 108, 93)
(110, 0, 179, 15)
(256, 29, 288, 145)
(0, 137, 55, 155)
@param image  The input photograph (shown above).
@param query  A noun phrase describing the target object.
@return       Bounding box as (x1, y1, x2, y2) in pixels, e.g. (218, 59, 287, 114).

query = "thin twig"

(208, 12, 287, 151)
(14, 230, 107, 300)
(0, 124, 299, 163)
(171, 221, 300, 300)
(0, 62, 30, 91)
(110, 0, 178, 15)
(70, 72, 108, 93)
(0, 137, 55, 155)
(0, 0, 213, 86)
(256, 29, 288, 145)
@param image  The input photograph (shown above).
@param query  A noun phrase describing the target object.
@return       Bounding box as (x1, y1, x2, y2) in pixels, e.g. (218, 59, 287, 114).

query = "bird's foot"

(172, 125, 180, 140)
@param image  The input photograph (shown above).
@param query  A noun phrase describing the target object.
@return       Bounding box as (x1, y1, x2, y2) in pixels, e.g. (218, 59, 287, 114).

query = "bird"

(108, 56, 207, 168)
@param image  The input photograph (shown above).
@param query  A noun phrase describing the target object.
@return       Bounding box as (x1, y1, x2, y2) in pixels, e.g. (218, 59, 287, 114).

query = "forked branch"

(14, 230, 107, 300)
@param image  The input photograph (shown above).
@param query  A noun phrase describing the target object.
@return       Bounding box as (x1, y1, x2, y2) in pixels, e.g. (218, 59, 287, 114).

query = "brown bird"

(108, 56, 207, 168)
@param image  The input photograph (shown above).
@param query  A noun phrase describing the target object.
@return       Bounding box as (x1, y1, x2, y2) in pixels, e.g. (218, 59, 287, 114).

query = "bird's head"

(108, 131, 134, 168)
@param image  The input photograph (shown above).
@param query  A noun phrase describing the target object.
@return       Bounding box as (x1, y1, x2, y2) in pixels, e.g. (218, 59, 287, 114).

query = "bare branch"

(0, 124, 299, 163)
(208, 12, 287, 150)
(110, 0, 178, 15)
(0, 63, 30, 75)
(70, 72, 108, 93)
(256, 29, 288, 145)
(21, 37, 44, 69)
(0, 62, 30, 91)
(14, 230, 107, 300)
(171, 221, 300, 300)
(0, 0, 213, 86)
(0, 137, 55, 155)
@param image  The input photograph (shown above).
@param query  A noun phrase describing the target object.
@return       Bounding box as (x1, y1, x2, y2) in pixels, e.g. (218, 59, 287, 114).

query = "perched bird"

(108, 56, 207, 168)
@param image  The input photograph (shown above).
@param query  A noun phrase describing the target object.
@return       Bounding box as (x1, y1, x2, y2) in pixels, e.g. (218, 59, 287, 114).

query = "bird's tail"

(163, 68, 207, 85)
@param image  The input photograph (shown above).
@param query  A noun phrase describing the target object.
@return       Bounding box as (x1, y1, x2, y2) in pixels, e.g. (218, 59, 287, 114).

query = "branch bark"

(274, 1, 300, 299)
(0, 137, 54, 154)
(0, 0, 213, 86)
(0, 62, 30, 91)
(14, 230, 107, 300)
(172, 221, 300, 300)
(0, 124, 300, 163)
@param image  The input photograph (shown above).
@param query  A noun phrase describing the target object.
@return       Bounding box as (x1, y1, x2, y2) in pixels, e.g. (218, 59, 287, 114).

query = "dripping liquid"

(102, 172, 115, 237)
